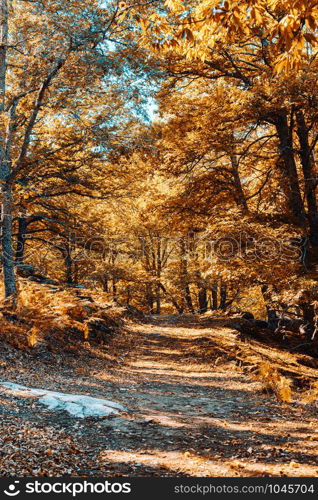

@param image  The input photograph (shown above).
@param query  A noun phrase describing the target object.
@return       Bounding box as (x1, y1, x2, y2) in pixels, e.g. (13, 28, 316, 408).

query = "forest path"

(1, 314, 318, 476)
(101, 315, 318, 477)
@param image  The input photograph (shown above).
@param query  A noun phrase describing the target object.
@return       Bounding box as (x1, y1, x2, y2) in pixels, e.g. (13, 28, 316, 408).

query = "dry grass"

(0, 280, 127, 352)
(251, 361, 293, 402)
(194, 315, 318, 403)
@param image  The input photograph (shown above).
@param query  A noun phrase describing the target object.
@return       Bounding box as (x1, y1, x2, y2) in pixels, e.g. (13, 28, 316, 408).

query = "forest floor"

(0, 313, 318, 477)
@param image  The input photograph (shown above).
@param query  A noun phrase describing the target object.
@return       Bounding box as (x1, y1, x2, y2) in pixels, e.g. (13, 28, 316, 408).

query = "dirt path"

(0, 315, 318, 476)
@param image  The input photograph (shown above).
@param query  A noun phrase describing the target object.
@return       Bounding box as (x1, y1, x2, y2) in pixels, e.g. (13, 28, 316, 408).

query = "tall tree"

(0, 0, 149, 299)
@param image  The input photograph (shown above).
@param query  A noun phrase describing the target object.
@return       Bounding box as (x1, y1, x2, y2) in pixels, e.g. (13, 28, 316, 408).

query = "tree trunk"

(0, 0, 8, 113)
(274, 111, 305, 220)
(180, 238, 194, 313)
(64, 251, 73, 285)
(102, 277, 108, 292)
(155, 237, 162, 314)
(73, 261, 78, 286)
(1, 184, 16, 297)
(220, 282, 227, 310)
(146, 283, 154, 313)
(296, 110, 318, 250)
(195, 269, 207, 313)
(155, 283, 161, 314)
(198, 287, 207, 313)
(211, 280, 218, 310)
(112, 279, 117, 298)
(230, 154, 248, 212)
(0, 0, 16, 299)
(15, 212, 27, 264)
(184, 283, 193, 312)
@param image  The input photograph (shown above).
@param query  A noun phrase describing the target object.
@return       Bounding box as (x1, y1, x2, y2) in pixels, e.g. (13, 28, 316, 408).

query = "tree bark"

(0, 0, 16, 299)
(15, 212, 27, 264)
(220, 282, 227, 310)
(180, 238, 194, 313)
(64, 250, 73, 285)
(198, 287, 208, 313)
(211, 280, 218, 310)
(274, 111, 305, 221)
(112, 279, 117, 298)
(0, 0, 8, 113)
(102, 277, 108, 292)
(296, 110, 318, 249)
(1, 184, 16, 297)
(145, 282, 154, 313)
(155, 237, 162, 314)
(155, 284, 161, 314)
(230, 154, 248, 212)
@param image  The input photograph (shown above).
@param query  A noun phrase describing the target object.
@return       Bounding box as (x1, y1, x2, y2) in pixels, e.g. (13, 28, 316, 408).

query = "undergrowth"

(0, 280, 130, 352)
(251, 361, 293, 402)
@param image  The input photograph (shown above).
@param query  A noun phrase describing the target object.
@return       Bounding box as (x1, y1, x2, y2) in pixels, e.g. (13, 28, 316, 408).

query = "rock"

(0, 382, 127, 418)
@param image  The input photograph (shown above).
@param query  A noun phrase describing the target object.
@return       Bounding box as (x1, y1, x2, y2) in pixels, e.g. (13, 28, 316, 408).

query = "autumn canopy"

(0, 0, 316, 334)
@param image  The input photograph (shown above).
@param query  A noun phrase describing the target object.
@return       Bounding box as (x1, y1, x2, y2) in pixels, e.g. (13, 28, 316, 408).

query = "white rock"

(0, 382, 127, 418)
